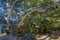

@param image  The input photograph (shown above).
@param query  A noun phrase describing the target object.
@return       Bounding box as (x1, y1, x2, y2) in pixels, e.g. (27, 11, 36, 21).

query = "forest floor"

(36, 34, 60, 40)
(36, 30, 60, 40)
(0, 30, 60, 40)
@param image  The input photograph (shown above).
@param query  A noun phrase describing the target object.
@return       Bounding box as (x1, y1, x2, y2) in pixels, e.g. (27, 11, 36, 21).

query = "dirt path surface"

(0, 31, 60, 40)
(0, 34, 60, 40)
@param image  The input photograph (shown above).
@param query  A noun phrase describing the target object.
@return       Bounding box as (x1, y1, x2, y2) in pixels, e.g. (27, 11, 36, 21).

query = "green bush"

(38, 17, 54, 34)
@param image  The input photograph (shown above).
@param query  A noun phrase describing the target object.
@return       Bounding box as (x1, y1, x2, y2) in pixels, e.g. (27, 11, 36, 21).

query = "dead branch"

(7, 0, 21, 26)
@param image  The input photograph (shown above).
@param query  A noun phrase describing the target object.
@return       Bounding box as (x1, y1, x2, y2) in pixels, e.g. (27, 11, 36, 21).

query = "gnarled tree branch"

(7, 0, 21, 26)
(17, 1, 60, 28)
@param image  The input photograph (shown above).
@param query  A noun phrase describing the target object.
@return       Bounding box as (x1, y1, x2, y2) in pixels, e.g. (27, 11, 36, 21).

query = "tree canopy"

(0, 0, 60, 35)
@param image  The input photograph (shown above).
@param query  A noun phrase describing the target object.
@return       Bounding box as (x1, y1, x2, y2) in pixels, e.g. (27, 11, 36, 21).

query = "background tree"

(0, 0, 60, 37)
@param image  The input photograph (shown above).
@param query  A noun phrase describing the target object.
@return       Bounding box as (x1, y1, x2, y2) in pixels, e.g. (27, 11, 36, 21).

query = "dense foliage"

(0, 0, 60, 36)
